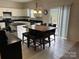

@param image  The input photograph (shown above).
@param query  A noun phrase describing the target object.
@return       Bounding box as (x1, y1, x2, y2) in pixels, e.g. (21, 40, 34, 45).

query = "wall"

(68, 0, 79, 41)
(25, 0, 79, 41)
(0, 0, 24, 8)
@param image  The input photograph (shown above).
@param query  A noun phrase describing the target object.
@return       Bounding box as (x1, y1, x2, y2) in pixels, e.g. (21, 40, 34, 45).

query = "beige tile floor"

(0, 33, 76, 59)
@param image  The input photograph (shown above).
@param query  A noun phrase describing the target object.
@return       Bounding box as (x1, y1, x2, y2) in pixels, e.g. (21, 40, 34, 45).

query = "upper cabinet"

(0, 8, 26, 17)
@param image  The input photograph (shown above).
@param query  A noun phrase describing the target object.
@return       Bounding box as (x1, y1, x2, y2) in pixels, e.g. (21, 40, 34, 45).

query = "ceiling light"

(33, 0, 42, 18)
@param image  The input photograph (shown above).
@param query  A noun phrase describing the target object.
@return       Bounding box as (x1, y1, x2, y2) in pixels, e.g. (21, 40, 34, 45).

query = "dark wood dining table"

(23, 25, 56, 49)
(23, 25, 56, 31)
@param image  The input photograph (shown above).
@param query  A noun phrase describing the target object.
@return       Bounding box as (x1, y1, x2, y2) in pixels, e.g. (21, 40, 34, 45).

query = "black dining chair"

(48, 24, 56, 40)
(22, 32, 29, 43)
(52, 24, 56, 27)
(49, 24, 56, 27)
(28, 29, 43, 50)
(49, 28, 56, 41)
(28, 29, 51, 50)
(0, 30, 8, 52)
(1, 40, 22, 59)
(42, 29, 56, 47)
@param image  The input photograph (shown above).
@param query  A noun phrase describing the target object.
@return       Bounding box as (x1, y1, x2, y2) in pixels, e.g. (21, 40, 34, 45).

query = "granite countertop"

(6, 32, 21, 44)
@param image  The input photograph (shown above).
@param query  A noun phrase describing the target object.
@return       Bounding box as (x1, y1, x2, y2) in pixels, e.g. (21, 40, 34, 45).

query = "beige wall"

(0, 0, 24, 9)
(24, 0, 79, 41)
(68, 0, 79, 41)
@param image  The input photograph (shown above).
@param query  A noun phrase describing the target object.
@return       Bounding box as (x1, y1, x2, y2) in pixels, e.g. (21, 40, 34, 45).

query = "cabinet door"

(17, 25, 26, 40)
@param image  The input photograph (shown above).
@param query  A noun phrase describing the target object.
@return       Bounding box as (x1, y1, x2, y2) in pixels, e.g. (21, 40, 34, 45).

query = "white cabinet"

(17, 22, 31, 40)
(17, 25, 26, 40)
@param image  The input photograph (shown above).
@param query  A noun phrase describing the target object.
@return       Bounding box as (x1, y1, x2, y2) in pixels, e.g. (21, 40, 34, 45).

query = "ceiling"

(3, 0, 33, 2)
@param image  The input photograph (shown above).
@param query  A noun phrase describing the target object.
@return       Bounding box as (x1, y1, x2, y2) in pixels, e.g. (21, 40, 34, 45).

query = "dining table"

(23, 25, 56, 49)
(23, 25, 56, 31)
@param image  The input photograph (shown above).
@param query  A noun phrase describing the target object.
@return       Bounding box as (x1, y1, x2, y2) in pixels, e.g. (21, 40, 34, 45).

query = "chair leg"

(33, 40, 36, 51)
(54, 34, 55, 41)
(22, 35, 24, 43)
(43, 38, 45, 49)
(48, 36, 50, 47)
(27, 37, 30, 48)
(40, 39, 42, 48)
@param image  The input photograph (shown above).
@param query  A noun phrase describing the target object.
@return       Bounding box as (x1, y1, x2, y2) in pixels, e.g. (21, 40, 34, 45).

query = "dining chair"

(22, 32, 29, 43)
(0, 30, 8, 52)
(22, 29, 35, 48)
(48, 24, 56, 40)
(28, 29, 51, 50)
(52, 24, 56, 27)
(41, 28, 56, 48)
(49, 24, 56, 27)
(1, 40, 22, 59)
(49, 28, 56, 41)
(28, 29, 43, 50)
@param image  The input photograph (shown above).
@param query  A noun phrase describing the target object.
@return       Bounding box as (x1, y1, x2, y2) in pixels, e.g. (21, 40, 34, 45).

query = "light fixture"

(33, 0, 42, 18)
